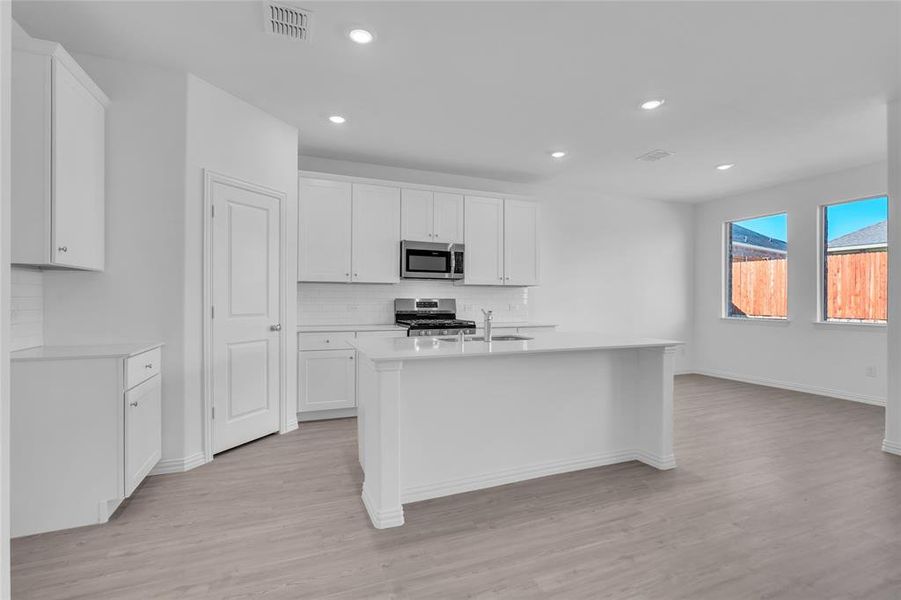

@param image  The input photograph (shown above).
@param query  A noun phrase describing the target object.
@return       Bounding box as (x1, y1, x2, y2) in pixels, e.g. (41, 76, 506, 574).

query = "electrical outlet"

(865, 366, 877, 378)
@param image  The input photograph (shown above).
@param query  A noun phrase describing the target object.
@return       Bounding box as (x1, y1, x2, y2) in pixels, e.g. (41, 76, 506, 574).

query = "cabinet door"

(51, 58, 106, 270)
(464, 196, 504, 285)
(434, 192, 464, 243)
(352, 184, 401, 283)
(299, 177, 352, 282)
(298, 350, 357, 412)
(125, 374, 162, 497)
(401, 188, 434, 242)
(503, 200, 540, 286)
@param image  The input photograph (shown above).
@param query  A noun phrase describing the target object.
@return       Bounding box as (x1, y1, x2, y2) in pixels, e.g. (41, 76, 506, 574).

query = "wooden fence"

(730, 250, 887, 321)
(825, 250, 887, 321)
(730, 257, 787, 318)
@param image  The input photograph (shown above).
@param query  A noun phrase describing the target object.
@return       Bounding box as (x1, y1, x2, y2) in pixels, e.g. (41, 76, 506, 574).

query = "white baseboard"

(882, 439, 901, 456)
(149, 452, 207, 476)
(298, 407, 357, 422)
(361, 486, 404, 529)
(401, 448, 663, 504)
(691, 369, 886, 407)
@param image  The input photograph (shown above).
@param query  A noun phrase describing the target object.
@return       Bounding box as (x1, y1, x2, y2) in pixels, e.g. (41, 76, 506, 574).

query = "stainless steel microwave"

(400, 241, 464, 280)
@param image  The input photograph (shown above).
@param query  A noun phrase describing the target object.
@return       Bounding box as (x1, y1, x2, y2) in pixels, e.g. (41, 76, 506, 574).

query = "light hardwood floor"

(12, 375, 901, 599)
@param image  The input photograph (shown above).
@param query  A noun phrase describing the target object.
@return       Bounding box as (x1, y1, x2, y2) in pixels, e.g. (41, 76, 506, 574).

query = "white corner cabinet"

(298, 177, 400, 283)
(401, 188, 464, 243)
(465, 196, 540, 286)
(12, 37, 109, 271)
(297, 328, 406, 421)
(10, 344, 162, 537)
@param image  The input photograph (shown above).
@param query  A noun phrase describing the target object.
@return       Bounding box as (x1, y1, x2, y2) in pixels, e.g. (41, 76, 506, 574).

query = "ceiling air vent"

(636, 149, 674, 162)
(263, 1, 311, 42)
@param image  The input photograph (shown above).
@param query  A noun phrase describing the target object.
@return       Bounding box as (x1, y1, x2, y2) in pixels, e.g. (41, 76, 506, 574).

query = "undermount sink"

(437, 335, 533, 342)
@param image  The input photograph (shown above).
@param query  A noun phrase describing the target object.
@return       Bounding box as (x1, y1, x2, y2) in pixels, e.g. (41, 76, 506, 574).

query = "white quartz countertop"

(298, 324, 407, 333)
(11, 342, 163, 361)
(350, 332, 681, 362)
(298, 321, 556, 333)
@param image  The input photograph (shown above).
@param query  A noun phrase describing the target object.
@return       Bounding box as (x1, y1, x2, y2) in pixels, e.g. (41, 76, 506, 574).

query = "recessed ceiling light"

(550, 151, 566, 159)
(716, 163, 735, 171)
(349, 29, 374, 44)
(328, 115, 346, 124)
(641, 99, 665, 110)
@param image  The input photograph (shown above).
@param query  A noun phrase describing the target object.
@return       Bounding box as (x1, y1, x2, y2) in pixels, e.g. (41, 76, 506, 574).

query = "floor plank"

(12, 375, 901, 599)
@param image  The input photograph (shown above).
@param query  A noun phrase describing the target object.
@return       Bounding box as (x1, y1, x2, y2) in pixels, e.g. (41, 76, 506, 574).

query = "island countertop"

(350, 332, 682, 362)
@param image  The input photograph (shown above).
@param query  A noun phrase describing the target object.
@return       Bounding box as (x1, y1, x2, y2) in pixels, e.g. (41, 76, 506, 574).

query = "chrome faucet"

(481, 309, 494, 342)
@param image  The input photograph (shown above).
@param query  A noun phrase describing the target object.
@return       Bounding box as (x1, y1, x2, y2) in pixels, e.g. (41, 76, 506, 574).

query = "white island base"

(352, 333, 680, 529)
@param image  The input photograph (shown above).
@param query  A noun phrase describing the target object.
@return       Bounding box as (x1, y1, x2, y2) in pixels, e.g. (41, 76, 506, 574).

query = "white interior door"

(211, 179, 281, 454)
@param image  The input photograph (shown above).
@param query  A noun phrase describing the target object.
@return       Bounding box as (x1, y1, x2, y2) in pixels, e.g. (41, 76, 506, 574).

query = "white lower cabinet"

(298, 329, 406, 421)
(298, 349, 357, 412)
(10, 344, 163, 537)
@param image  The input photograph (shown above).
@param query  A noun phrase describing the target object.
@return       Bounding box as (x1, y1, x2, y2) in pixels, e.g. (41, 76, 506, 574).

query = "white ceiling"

(11, 1, 900, 202)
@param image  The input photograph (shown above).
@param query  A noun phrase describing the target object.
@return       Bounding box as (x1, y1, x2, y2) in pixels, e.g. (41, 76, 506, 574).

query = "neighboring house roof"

(731, 224, 787, 252)
(828, 220, 887, 250)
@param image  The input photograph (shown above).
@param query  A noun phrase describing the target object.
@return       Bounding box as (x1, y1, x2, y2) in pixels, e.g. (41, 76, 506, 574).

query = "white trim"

(400, 449, 665, 504)
(298, 407, 356, 422)
(361, 486, 404, 529)
(881, 439, 901, 456)
(692, 369, 886, 407)
(202, 171, 290, 462)
(720, 316, 790, 326)
(812, 320, 887, 330)
(149, 452, 208, 476)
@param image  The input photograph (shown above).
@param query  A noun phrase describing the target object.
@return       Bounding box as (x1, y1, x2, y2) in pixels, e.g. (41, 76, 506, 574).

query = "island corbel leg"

(634, 346, 677, 470)
(359, 359, 405, 528)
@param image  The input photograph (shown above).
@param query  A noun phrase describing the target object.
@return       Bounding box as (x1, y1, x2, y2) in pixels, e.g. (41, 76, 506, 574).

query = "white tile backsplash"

(11, 267, 44, 351)
(299, 281, 529, 326)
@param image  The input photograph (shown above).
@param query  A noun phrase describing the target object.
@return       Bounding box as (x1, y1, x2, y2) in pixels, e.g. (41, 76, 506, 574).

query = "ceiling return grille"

(263, 2, 311, 41)
(636, 149, 674, 162)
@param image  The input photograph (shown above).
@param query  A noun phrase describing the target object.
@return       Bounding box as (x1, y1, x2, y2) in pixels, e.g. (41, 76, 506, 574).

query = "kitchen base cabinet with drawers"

(10, 343, 163, 537)
(298, 329, 407, 422)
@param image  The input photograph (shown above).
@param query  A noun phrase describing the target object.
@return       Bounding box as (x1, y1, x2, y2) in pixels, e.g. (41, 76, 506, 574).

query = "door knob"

(130, 401, 139, 407)
(58, 246, 68, 253)
(270, 324, 282, 331)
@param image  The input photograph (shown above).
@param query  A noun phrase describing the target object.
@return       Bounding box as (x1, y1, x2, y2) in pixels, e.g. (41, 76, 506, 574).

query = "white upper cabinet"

(12, 39, 109, 271)
(298, 177, 352, 282)
(464, 196, 540, 286)
(352, 184, 401, 283)
(433, 192, 464, 243)
(401, 189, 463, 244)
(503, 200, 540, 286)
(401, 188, 434, 242)
(464, 196, 505, 285)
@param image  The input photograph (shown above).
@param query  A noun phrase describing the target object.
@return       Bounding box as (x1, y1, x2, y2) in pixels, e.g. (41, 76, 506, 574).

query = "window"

(822, 196, 888, 323)
(726, 213, 788, 319)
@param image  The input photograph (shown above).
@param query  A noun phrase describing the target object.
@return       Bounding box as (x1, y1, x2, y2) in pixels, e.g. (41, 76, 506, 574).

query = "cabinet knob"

(354, 273, 359, 277)
(325, 339, 330, 343)
(130, 401, 139, 407)
(145, 363, 153, 369)
(270, 324, 282, 331)
(349, 356, 354, 361)
(58, 246, 68, 253)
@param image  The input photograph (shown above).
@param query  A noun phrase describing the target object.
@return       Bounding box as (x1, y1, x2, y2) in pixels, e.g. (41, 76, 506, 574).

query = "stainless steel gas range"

(394, 298, 476, 337)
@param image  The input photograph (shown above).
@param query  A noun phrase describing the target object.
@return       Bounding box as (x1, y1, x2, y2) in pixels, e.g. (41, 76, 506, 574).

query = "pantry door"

(210, 175, 282, 454)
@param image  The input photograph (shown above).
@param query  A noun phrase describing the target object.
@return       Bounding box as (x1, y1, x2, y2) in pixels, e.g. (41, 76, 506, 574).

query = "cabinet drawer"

(299, 332, 356, 351)
(125, 347, 161, 390)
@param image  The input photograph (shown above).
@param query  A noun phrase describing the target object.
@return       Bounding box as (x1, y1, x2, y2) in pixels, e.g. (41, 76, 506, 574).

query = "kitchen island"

(350, 332, 681, 529)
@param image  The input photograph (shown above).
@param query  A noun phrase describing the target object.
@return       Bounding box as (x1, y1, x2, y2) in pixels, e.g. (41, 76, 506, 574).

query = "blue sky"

(735, 213, 787, 242)
(734, 196, 888, 243)
(825, 196, 887, 241)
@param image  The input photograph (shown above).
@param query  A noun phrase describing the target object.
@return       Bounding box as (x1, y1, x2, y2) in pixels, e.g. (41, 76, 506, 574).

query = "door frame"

(202, 170, 290, 462)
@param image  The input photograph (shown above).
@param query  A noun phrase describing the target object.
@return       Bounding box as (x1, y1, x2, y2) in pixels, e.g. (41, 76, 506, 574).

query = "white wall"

(693, 161, 888, 404)
(41, 55, 191, 462)
(1, 2, 10, 595)
(10, 267, 42, 351)
(185, 75, 299, 448)
(299, 156, 696, 373)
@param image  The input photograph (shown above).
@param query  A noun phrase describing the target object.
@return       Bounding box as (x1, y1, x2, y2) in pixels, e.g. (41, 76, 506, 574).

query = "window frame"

(818, 195, 888, 326)
(722, 211, 790, 321)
